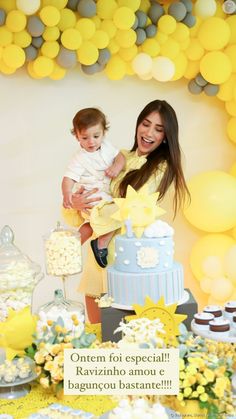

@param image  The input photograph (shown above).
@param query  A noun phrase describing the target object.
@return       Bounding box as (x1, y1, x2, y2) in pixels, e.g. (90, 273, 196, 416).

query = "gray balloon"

(67, 0, 79, 11)
(195, 73, 208, 87)
(180, 0, 193, 12)
(145, 24, 157, 38)
(24, 45, 38, 62)
(148, 4, 164, 24)
(188, 80, 203, 95)
(135, 28, 146, 45)
(98, 48, 111, 66)
(0, 9, 6, 26)
(135, 10, 147, 28)
(81, 62, 103, 75)
(168, 3, 187, 21)
(204, 83, 219, 96)
(132, 15, 139, 30)
(31, 36, 44, 48)
(56, 47, 77, 68)
(27, 16, 45, 37)
(77, 0, 96, 17)
(182, 12, 196, 27)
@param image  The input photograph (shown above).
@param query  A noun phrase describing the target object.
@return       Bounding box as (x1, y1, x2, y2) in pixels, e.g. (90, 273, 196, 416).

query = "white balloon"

(202, 255, 223, 279)
(132, 53, 152, 76)
(152, 56, 175, 82)
(16, 0, 41, 15)
(194, 0, 217, 18)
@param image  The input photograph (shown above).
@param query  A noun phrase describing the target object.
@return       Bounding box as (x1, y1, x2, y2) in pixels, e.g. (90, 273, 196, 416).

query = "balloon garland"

(0, 0, 236, 305)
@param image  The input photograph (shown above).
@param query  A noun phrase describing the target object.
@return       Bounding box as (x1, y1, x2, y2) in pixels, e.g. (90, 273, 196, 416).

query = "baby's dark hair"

(71, 108, 109, 135)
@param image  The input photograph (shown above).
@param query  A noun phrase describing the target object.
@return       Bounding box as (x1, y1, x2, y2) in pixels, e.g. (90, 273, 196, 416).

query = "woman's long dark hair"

(118, 100, 190, 216)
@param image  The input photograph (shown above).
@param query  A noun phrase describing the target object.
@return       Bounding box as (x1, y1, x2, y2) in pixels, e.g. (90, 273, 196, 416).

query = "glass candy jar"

(36, 289, 85, 339)
(0, 225, 43, 320)
(44, 223, 82, 277)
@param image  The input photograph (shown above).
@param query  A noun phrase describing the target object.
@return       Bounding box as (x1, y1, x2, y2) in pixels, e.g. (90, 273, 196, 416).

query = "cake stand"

(191, 320, 236, 343)
(0, 357, 38, 399)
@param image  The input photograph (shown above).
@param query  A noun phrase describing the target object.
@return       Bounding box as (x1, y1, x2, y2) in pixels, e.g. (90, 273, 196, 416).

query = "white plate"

(191, 320, 236, 343)
(0, 357, 38, 388)
(111, 289, 189, 311)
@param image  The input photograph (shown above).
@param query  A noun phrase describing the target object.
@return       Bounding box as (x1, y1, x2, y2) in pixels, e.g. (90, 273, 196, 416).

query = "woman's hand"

(71, 186, 102, 214)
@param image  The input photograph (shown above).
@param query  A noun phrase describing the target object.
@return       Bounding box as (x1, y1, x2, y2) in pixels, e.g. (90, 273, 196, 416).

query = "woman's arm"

(71, 186, 102, 214)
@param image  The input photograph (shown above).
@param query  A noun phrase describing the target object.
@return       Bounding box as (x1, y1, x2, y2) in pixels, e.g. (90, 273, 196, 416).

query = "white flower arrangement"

(114, 317, 166, 348)
(136, 247, 159, 268)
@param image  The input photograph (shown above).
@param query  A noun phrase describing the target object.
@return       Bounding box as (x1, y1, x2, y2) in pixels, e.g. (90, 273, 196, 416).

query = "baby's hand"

(63, 192, 73, 209)
(105, 164, 122, 179)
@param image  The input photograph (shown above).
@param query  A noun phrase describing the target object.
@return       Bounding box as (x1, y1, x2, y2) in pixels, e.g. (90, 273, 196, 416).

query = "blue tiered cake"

(107, 185, 184, 308)
(108, 222, 184, 307)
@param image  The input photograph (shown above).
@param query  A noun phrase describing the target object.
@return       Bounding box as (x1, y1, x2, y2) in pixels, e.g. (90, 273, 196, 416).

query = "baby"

(62, 107, 125, 259)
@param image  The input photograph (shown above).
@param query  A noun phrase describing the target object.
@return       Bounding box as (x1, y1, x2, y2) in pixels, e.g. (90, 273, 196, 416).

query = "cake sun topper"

(126, 296, 187, 346)
(112, 184, 166, 238)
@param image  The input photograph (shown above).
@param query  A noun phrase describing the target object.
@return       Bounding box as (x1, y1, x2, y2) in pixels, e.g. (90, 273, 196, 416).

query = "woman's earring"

(163, 139, 167, 144)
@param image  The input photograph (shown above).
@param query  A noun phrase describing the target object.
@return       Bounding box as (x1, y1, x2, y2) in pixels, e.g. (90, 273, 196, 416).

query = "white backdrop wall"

(0, 69, 235, 312)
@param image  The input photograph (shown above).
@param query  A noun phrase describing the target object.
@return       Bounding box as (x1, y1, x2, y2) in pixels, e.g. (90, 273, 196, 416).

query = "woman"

(70, 100, 190, 323)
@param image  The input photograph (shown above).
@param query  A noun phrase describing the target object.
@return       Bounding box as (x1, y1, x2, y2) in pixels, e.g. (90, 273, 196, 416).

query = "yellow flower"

(179, 372, 186, 380)
(177, 393, 184, 401)
(44, 361, 54, 371)
(39, 376, 50, 389)
(203, 368, 215, 382)
(196, 385, 205, 394)
(199, 377, 207, 386)
(191, 391, 199, 398)
(186, 365, 197, 375)
(50, 344, 61, 356)
(55, 325, 63, 333)
(184, 387, 192, 397)
(179, 359, 185, 371)
(34, 352, 45, 365)
(215, 365, 226, 377)
(199, 393, 208, 402)
(188, 375, 197, 385)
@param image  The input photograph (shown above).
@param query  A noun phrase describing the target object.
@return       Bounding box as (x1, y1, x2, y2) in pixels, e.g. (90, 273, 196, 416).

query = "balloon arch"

(0, 0, 236, 304)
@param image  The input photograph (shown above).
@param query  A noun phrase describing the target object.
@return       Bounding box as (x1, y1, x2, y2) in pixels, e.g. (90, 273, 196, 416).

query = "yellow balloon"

(200, 51, 232, 85)
(77, 41, 99, 65)
(185, 38, 204, 61)
(58, 8, 76, 31)
(190, 233, 235, 281)
(225, 100, 236, 117)
(217, 75, 236, 102)
(199, 276, 213, 294)
(115, 28, 136, 48)
(139, 0, 150, 13)
(2, 44, 25, 68)
(41, 40, 60, 58)
(155, 32, 168, 45)
(40, 6, 61, 27)
(113, 7, 135, 30)
(13, 30, 31, 47)
(108, 39, 120, 54)
(104, 55, 126, 80)
(6, 10, 27, 32)
(119, 44, 137, 61)
(33, 56, 54, 77)
(61, 28, 82, 50)
(91, 16, 101, 29)
(0, 27, 13, 47)
(172, 23, 189, 42)
(49, 62, 66, 80)
(227, 117, 236, 144)
(202, 255, 223, 279)
(76, 18, 96, 40)
(43, 26, 60, 41)
(117, 0, 141, 11)
(42, 0, 67, 8)
(142, 38, 160, 57)
(184, 60, 199, 80)
(210, 277, 234, 302)
(158, 15, 177, 35)
(171, 52, 188, 81)
(226, 15, 236, 44)
(100, 19, 117, 38)
(225, 45, 236, 73)
(229, 162, 236, 177)
(184, 171, 236, 232)
(189, 16, 202, 37)
(160, 38, 180, 59)
(27, 61, 42, 79)
(224, 245, 236, 282)
(91, 30, 110, 49)
(0, 59, 16, 74)
(198, 17, 230, 50)
(179, 38, 190, 51)
(97, 0, 118, 19)
(0, 0, 16, 12)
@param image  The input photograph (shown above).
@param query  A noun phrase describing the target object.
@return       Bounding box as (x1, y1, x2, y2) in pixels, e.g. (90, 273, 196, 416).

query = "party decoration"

(152, 56, 175, 82)
(39, 6, 61, 27)
(198, 17, 230, 50)
(77, 0, 97, 18)
(190, 233, 235, 280)
(16, 0, 41, 15)
(184, 171, 236, 232)
(227, 116, 236, 143)
(61, 28, 82, 50)
(168, 2, 187, 21)
(224, 244, 236, 282)
(27, 16, 45, 37)
(113, 6, 135, 30)
(200, 51, 232, 84)
(0, 8, 6, 25)
(33, 56, 54, 77)
(132, 51, 152, 75)
(194, 0, 217, 18)
(2, 44, 25, 68)
(56, 46, 77, 68)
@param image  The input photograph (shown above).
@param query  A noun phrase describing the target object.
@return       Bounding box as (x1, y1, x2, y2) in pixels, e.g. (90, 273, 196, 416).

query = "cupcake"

(203, 305, 222, 318)
(224, 301, 236, 320)
(209, 318, 230, 337)
(194, 312, 214, 330)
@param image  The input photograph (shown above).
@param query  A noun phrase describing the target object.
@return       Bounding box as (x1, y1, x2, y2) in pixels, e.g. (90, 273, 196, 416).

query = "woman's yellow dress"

(63, 150, 166, 297)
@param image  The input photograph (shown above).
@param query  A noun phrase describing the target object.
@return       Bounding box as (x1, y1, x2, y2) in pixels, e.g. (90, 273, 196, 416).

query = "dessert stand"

(0, 357, 38, 399)
(191, 319, 236, 343)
